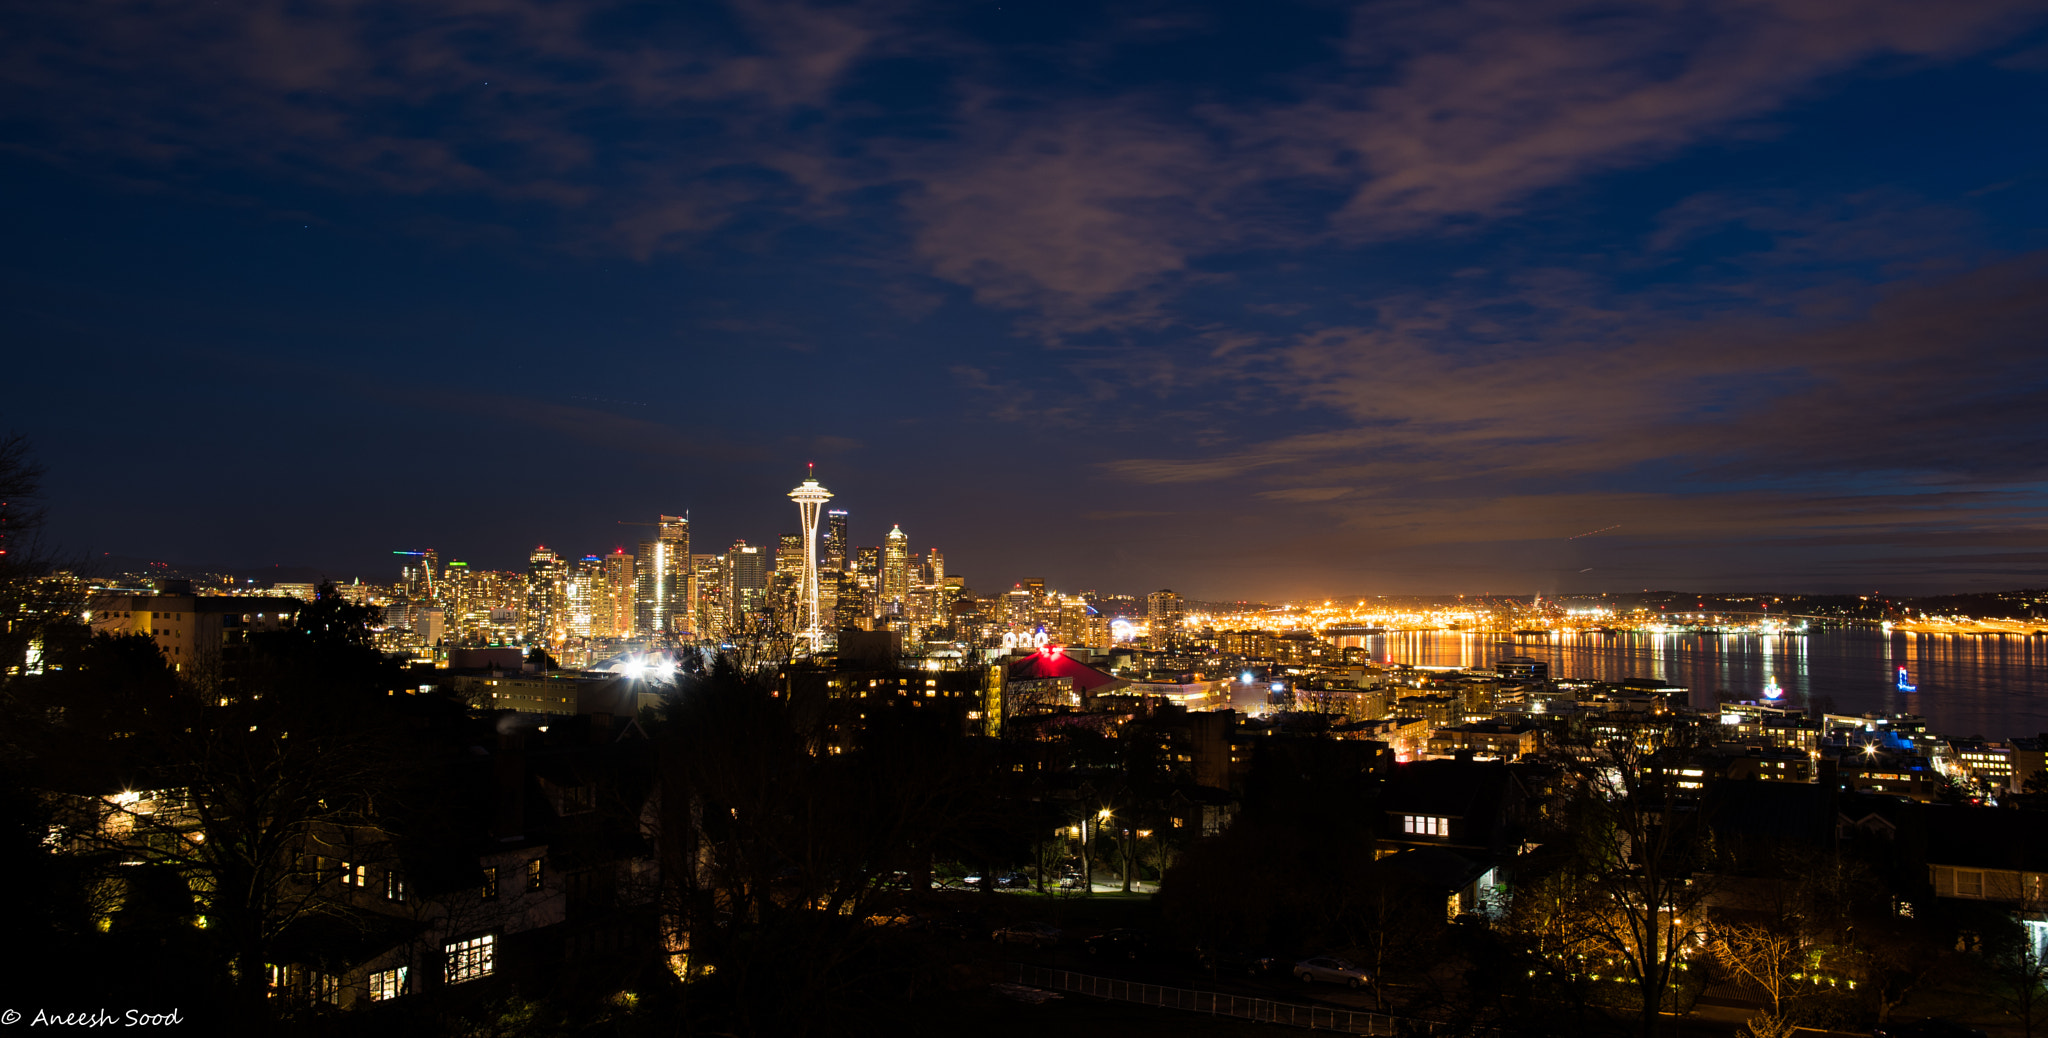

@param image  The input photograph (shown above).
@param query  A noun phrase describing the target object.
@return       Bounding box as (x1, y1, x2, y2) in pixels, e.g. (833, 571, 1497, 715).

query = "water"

(1352, 630, 2048, 740)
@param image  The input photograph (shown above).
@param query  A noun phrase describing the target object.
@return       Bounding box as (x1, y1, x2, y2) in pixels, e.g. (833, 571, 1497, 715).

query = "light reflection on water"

(1357, 630, 2048, 740)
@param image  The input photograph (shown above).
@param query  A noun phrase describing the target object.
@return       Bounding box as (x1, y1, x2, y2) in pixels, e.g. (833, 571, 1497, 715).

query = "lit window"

(481, 865, 498, 901)
(1404, 815, 1448, 837)
(368, 967, 408, 1001)
(526, 857, 544, 892)
(444, 934, 495, 984)
(386, 870, 406, 902)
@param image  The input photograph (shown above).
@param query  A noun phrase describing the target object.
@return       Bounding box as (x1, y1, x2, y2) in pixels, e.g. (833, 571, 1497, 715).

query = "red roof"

(1006, 649, 1125, 693)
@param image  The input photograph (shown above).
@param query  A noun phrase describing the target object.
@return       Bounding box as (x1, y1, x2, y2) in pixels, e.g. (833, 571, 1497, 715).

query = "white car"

(1293, 956, 1370, 988)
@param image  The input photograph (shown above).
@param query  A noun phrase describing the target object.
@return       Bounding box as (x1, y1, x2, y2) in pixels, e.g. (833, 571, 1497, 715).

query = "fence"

(1007, 964, 1431, 1035)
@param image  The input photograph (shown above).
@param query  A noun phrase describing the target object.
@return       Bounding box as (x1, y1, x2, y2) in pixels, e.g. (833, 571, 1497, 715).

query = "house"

(1378, 759, 1529, 860)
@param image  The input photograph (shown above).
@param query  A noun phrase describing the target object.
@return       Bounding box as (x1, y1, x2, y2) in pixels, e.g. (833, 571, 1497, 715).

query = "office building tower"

(882, 525, 910, 613)
(636, 514, 691, 638)
(596, 549, 636, 639)
(567, 556, 603, 639)
(692, 553, 727, 641)
(824, 509, 849, 573)
(787, 468, 835, 652)
(1148, 589, 1185, 650)
(1004, 585, 1033, 631)
(728, 542, 769, 625)
(397, 549, 439, 599)
(525, 547, 567, 646)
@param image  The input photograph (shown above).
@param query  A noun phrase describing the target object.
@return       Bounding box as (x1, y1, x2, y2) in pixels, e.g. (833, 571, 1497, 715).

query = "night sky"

(5, 0, 2047, 599)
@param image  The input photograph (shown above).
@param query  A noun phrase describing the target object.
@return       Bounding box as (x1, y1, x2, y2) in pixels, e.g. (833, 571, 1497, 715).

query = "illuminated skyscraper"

(693, 553, 727, 640)
(525, 547, 567, 646)
(568, 555, 603, 639)
(597, 549, 637, 639)
(1147, 589, 1185, 650)
(824, 509, 849, 573)
(787, 468, 834, 653)
(636, 514, 691, 638)
(850, 546, 881, 625)
(396, 549, 439, 598)
(882, 524, 910, 613)
(728, 542, 768, 624)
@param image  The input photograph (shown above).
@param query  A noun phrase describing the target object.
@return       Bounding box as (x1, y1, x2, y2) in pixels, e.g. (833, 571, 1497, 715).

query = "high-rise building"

(446, 562, 524, 644)
(824, 509, 849, 573)
(1148, 589, 1185, 650)
(772, 533, 803, 630)
(1004, 584, 1033, 632)
(693, 553, 727, 641)
(636, 514, 691, 638)
(788, 468, 835, 652)
(567, 555, 603, 639)
(397, 549, 439, 599)
(882, 525, 910, 613)
(728, 542, 769, 625)
(525, 547, 567, 646)
(596, 549, 637, 639)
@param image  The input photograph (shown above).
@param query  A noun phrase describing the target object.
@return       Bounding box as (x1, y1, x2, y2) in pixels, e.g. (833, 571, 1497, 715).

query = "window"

(444, 934, 495, 984)
(526, 857, 544, 892)
(559, 784, 594, 814)
(1957, 870, 1985, 898)
(345, 862, 366, 887)
(307, 970, 341, 1006)
(1404, 815, 1449, 837)
(368, 967, 408, 1001)
(386, 869, 406, 902)
(481, 865, 498, 901)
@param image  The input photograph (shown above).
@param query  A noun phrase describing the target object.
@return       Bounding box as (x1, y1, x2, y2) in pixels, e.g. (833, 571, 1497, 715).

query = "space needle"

(788, 464, 834, 654)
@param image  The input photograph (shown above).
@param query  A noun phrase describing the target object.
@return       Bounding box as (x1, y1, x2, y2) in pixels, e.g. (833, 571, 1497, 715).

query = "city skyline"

(6, 1, 2048, 599)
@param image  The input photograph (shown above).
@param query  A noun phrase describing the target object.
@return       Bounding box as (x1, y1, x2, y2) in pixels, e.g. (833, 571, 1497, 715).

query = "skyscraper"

(882, 524, 910, 613)
(728, 541, 768, 625)
(568, 555, 602, 639)
(597, 549, 637, 639)
(636, 514, 691, 638)
(787, 468, 835, 652)
(1147, 589, 1185, 650)
(824, 508, 849, 573)
(525, 547, 566, 647)
(693, 552, 727, 641)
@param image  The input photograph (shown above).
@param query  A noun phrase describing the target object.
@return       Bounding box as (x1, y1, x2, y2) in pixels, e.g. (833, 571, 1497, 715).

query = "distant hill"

(85, 555, 370, 589)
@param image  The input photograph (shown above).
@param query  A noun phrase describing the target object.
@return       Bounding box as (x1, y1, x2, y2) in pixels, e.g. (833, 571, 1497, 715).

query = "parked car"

(992, 922, 1062, 948)
(1197, 945, 1278, 976)
(995, 871, 1032, 889)
(1293, 956, 1370, 988)
(1872, 1022, 1988, 1038)
(1084, 928, 1154, 959)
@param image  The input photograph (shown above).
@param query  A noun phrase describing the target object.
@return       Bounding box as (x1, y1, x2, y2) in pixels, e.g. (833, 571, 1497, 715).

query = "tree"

(1711, 923, 1800, 1019)
(1544, 738, 1716, 1038)
(19, 595, 440, 1027)
(1984, 911, 2048, 1038)
(652, 652, 1000, 1035)
(0, 433, 83, 676)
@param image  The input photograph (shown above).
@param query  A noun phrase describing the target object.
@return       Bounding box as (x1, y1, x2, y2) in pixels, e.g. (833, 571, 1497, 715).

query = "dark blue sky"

(5, 0, 2047, 598)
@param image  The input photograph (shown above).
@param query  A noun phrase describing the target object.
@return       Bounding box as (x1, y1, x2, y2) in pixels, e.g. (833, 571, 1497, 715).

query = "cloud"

(1257, 487, 1354, 502)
